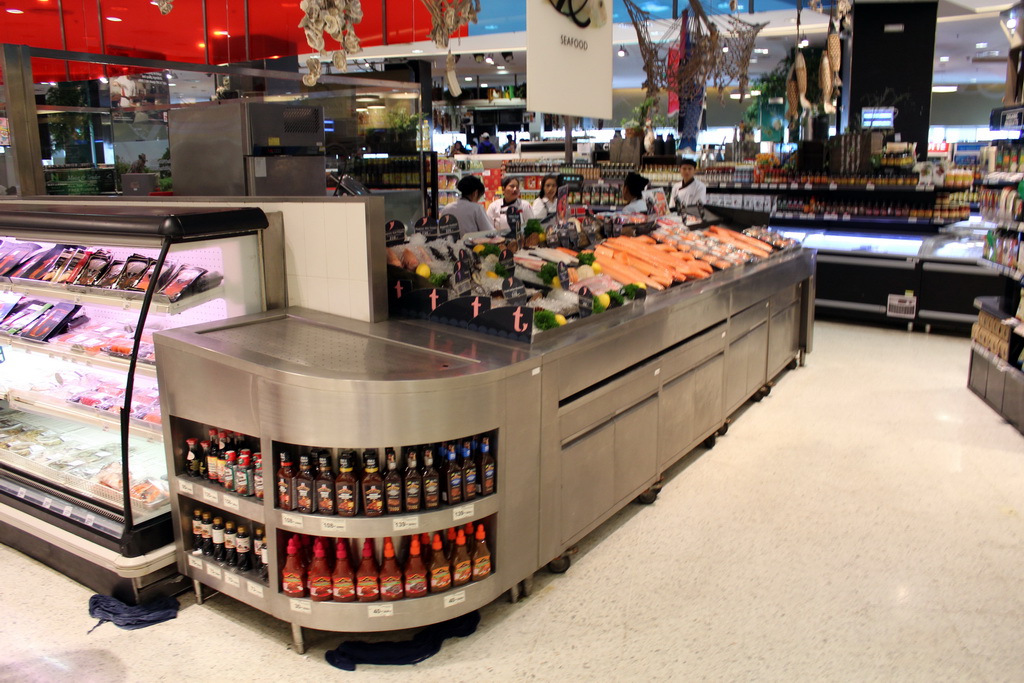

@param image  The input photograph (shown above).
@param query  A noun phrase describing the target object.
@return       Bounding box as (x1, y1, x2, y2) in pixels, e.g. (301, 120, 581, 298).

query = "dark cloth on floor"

(325, 610, 480, 671)
(87, 594, 179, 633)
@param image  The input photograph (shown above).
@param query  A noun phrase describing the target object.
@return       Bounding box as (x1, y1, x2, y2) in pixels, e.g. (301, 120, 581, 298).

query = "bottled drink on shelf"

(295, 454, 315, 514)
(332, 540, 356, 602)
(185, 438, 201, 477)
(253, 453, 264, 499)
(308, 539, 333, 602)
(403, 447, 422, 513)
(451, 530, 472, 587)
(479, 436, 496, 495)
(236, 451, 254, 496)
(442, 445, 462, 506)
(461, 440, 477, 501)
(212, 516, 226, 563)
(384, 448, 403, 514)
(223, 520, 238, 567)
(235, 525, 252, 573)
(206, 428, 219, 483)
(404, 536, 428, 599)
(472, 525, 492, 581)
(428, 533, 451, 593)
(379, 538, 405, 602)
(463, 521, 475, 554)
(281, 537, 306, 597)
(201, 511, 214, 556)
(276, 454, 296, 511)
(446, 527, 458, 564)
(422, 447, 441, 510)
(191, 508, 203, 554)
(198, 441, 210, 479)
(216, 431, 229, 485)
(335, 451, 359, 516)
(223, 450, 237, 492)
(356, 539, 380, 602)
(315, 452, 335, 515)
(362, 450, 385, 517)
(255, 527, 267, 581)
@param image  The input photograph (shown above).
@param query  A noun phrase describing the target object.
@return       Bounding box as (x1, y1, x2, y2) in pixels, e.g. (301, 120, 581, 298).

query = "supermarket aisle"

(2, 321, 1023, 683)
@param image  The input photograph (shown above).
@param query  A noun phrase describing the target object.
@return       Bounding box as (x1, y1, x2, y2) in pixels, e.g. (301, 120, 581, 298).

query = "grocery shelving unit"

(0, 203, 277, 603)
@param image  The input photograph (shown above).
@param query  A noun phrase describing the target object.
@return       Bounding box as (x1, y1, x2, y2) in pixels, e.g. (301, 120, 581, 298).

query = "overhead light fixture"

(722, 46, 729, 53)
(99, 76, 108, 84)
(198, 42, 206, 48)
(799, 39, 809, 48)
(411, 48, 423, 54)
(750, 90, 761, 96)
(484, 54, 495, 65)
(6, 8, 25, 13)
(473, 53, 484, 63)
(168, 83, 176, 87)
(480, 83, 488, 87)
(464, 76, 473, 81)
(976, 42, 988, 48)
(729, 93, 742, 100)
(939, 55, 950, 62)
(932, 85, 957, 93)
(105, 15, 122, 21)
(213, 30, 230, 36)
(356, 107, 368, 112)
(754, 48, 769, 55)
(1008, 18, 1018, 29)
(368, 104, 386, 109)
(496, 65, 507, 70)
(617, 45, 628, 57)
(501, 52, 513, 63)
(750, 58, 758, 63)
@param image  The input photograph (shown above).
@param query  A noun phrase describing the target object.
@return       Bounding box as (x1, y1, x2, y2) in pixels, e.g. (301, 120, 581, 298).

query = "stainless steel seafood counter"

(153, 248, 815, 642)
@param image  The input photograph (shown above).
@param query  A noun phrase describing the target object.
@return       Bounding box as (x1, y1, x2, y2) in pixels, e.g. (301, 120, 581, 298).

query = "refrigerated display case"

(0, 203, 275, 603)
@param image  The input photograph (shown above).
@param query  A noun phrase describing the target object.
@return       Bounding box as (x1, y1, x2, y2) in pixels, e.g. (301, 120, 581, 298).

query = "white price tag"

(908, 217, 918, 223)
(865, 183, 875, 191)
(202, 488, 219, 504)
(222, 496, 239, 511)
(187, 555, 203, 569)
(289, 599, 312, 614)
(768, 183, 778, 189)
(790, 183, 799, 190)
(444, 591, 467, 608)
(452, 504, 475, 522)
(62, 505, 73, 517)
(829, 183, 838, 191)
(224, 572, 241, 588)
(368, 604, 394, 618)
(206, 564, 222, 579)
(392, 516, 420, 532)
(842, 214, 852, 221)
(823, 213, 838, 220)
(281, 513, 304, 530)
(804, 183, 813, 190)
(16, 487, 26, 499)
(247, 582, 264, 598)
(179, 480, 194, 495)
(42, 497, 52, 508)
(320, 518, 348, 533)
(85, 514, 95, 526)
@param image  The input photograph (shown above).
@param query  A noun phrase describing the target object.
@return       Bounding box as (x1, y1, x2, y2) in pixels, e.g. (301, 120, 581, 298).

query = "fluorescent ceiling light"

(105, 16, 122, 21)
(368, 105, 386, 109)
(484, 54, 494, 65)
(355, 96, 378, 102)
(481, 83, 488, 87)
(464, 76, 473, 82)
(754, 48, 769, 55)
(722, 46, 729, 53)
(356, 107, 368, 112)
(939, 56, 950, 62)
(168, 83, 176, 87)
(799, 39, 809, 48)
(932, 85, 957, 93)
(976, 42, 988, 48)
(6, 8, 25, 14)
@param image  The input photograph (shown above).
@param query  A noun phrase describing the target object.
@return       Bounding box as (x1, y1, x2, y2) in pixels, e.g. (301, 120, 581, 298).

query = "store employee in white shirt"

(620, 172, 650, 213)
(670, 158, 707, 212)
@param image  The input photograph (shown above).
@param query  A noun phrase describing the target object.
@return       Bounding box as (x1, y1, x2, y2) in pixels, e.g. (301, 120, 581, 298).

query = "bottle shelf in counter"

(272, 493, 499, 538)
(174, 476, 266, 523)
(978, 259, 1024, 281)
(705, 182, 940, 192)
(184, 553, 270, 600)
(2, 336, 157, 379)
(772, 211, 952, 225)
(971, 341, 1024, 376)
(0, 278, 227, 315)
(6, 390, 162, 442)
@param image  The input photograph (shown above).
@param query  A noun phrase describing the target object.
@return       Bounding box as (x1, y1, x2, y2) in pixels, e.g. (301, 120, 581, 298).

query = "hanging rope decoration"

(299, 0, 364, 86)
(420, 0, 481, 96)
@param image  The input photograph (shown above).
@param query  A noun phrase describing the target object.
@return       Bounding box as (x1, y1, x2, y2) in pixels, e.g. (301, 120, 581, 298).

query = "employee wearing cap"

(477, 132, 498, 154)
(669, 158, 707, 211)
(621, 171, 650, 213)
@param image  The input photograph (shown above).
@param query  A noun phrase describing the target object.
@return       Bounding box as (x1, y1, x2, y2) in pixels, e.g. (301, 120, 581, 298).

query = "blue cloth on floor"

(87, 594, 179, 633)
(325, 609, 480, 671)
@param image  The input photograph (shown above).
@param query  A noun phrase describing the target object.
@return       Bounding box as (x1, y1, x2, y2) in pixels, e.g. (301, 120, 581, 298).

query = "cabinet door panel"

(614, 395, 659, 503)
(560, 423, 615, 544)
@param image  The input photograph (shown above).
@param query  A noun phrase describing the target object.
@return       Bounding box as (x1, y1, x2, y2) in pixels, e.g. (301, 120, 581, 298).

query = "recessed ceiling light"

(105, 16, 122, 21)
(976, 42, 988, 48)
(168, 83, 177, 87)
(356, 107, 368, 112)
(355, 96, 378, 102)
(939, 55, 950, 62)
(931, 85, 957, 93)
(368, 105, 386, 109)
(799, 39, 809, 48)
(722, 46, 729, 53)
(1009, 18, 1019, 29)
(750, 58, 758, 63)
(6, 8, 25, 13)
(411, 49, 423, 54)
(484, 54, 494, 65)
(496, 65, 507, 70)
(480, 83, 488, 87)
(464, 76, 472, 82)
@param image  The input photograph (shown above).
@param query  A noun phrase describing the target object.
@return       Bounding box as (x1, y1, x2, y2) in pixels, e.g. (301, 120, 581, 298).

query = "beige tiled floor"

(2, 321, 1023, 682)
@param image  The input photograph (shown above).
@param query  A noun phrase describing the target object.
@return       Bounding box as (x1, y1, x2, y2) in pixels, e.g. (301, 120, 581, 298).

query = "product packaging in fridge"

(0, 241, 43, 276)
(158, 265, 208, 302)
(93, 260, 126, 288)
(0, 291, 24, 323)
(70, 251, 112, 286)
(113, 254, 154, 290)
(0, 300, 53, 335)
(15, 302, 83, 341)
(9, 246, 68, 280)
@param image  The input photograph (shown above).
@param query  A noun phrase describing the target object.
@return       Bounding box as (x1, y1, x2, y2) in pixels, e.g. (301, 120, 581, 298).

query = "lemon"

(486, 271, 500, 278)
(551, 278, 561, 289)
(592, 262, 603, 275)
(473, 244, 486, 253)
(415, 263, 431, 278)
(634, 282, 647, 290)
(554, 314, 567, 326)
(596, 293, 611, 309)
(538, 232, 547, 243)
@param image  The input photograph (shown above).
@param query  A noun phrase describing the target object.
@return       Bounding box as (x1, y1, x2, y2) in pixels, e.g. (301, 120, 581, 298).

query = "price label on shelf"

(206, 564, 223, 580)
(320, 518, 348, 533)
(368, 604, 394, 618)
(392, 517, 420, 532)
(202, 488, 219, 504)
(281, 513, 304, 530)
(789, 183, 799, 190)
(222, 496, 240, 512)
(823, 213, 839, 220)
(865, 183, 876, 191)
(85, 514, 95, 526)
(841, 214, 852, 221)
(247, 582, 264, 598)
(187, 555, 203, 569)
(224, 573, 241, 588)
(804, 183, 813, 190)
(444, 591, 467, 608)
(290, 599, 312, 614)
(452, 504, 475, 522)
(829, 183, 838, 191)
(62, 505, 73, 517)
(179, 480, 194, 495)
(42, 496, 52, 508)
(16, 487, 26, 499)
(908, 217, 918, 223)
(768, 183, 778, 189)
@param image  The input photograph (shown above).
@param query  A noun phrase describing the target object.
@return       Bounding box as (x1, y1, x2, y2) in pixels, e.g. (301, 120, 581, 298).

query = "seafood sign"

(548, 0, 608, 29)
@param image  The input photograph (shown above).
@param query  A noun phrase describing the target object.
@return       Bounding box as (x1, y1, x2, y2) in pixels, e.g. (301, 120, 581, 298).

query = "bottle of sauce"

(212, 516, 226, 563)
(223, 450, 238, 491)
(361, 450, 385, 517)
(403, 536, 428, 599)
(356, 539, 380, 602)
(332, 540, 356, 602)
(403, 447, 422, 513)
(421, 447, 440, 510)
(471, 525, 492, 581)
(428, 533, 451, 593)
(379, 538, 405, 601)
(442, 445, 462, 506)
(315, 452, 335, 515)
(216, 431, 229, 485)
(451, 530, 472, 587)
(294, 454, 315, 514)
(224, 520, 238, 567)
(191, 507, 203, 554)
(460, 440, 477, 501)
(335, 451, 359, 517)
(198, 441, 210, 479)
(206, 428, 219, 483)
(383, 448, 403, 515)
(201, 511, 214, 556)
(235, 451, 253, 496)
(446, 526, 458, 564)
(419, 532, 433, 572)
(185, 438, 200, 477)
(281, 537, 306, 597)
(238, 525, 254, 572)
(463, 521, 475, 554)
(276, 454, 296, 510)
(253, 453, 264, 500)
(479, 436, 496, 495)
(255, 528, 268, 582)
(308, 540, 333, 602)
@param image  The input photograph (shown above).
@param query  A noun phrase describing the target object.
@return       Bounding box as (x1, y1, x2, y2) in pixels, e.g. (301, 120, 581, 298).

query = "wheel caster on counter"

(787, 358, 799, 371)
(635, 475, 664, 505)
(508, 582, 522, 603)
(703, 433, 717, 449)
(520, 577, 534, 598)
(547, 555, 572, 574)
(717, 419, 731, 437)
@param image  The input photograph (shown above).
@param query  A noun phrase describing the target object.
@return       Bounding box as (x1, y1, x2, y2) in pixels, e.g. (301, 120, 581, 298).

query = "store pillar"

(845, 1, 937, 158)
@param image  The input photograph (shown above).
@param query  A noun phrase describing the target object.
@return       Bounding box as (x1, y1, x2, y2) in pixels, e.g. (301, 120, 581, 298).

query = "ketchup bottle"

(419, 532, 433, 572)
(446, 526, 458, 563)
(281, 537, 307, 597)
(356, 539, 380, 602)
(451, 530, 472, 587)
(308, 539, 333, 602)
(332, 540, 356, 602)
(404, 537, 428, 599)
(471, 525, 492, 581)
(379, 538, 405, 602)
(428, 533, 451, 593)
